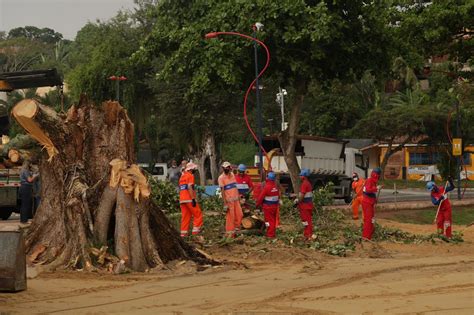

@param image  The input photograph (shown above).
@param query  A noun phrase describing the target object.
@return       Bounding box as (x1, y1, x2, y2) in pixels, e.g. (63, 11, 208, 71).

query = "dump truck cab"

(0, 68, 62, 220)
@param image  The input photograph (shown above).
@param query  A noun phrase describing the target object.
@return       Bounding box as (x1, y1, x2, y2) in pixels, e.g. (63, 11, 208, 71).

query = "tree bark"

(379, 137, 411, 179)
(277, 82, 307, 194)
(12, 97, 210, 271)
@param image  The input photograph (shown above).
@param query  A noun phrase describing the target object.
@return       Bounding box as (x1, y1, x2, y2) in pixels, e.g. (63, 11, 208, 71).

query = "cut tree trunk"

(241, 215, 264, 230)
(12, 96, 210, 271)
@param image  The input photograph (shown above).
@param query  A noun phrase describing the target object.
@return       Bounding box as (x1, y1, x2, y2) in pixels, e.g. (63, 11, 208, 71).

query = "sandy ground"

(1, 220, 474, 315)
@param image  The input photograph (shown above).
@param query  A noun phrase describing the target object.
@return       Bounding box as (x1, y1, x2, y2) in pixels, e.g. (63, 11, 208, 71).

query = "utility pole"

(276, 87, 288, 131)
(455, 99, 461, 200)
(253, 22, 264, 180)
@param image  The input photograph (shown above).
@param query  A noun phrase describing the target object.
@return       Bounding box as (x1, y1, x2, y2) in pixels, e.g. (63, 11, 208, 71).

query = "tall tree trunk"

(12, 97, 209, 271)
(205, 132, 218, 184)
(277, 82, 307, 194)
(380, 137, 411, 179)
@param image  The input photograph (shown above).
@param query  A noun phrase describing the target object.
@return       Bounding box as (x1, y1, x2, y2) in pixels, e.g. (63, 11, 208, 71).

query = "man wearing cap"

(426, 177, 455, 238)
(351, 172, 365, 220)
(256, 172, 280, 238)
(235, 164, 254, 209)
(218, 162, 243, 237)
(178, 162, 203, 238)
(361, 167, 382, 240)
(293, 168, 314, 240)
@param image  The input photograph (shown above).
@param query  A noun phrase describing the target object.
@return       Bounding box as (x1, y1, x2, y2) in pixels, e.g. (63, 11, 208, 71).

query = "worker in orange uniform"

(235, 164, 254, 210)
(178, 162, 203, 238)
(351, 172, 365, 220)
(218, 161, 243, 237)
(361, 167, 382, 240)
(293, 168, 314, 240)
(256, 172, 280, 238)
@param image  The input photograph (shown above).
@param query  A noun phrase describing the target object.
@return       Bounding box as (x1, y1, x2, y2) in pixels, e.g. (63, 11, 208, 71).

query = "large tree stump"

(12, 96, 207, 271)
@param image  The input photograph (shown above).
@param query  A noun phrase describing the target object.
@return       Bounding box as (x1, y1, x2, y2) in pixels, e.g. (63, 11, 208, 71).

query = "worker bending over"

(256, 172, 280, 238)
(351, 172, 365, 220)
(218, 162, 243, 237)
(426, 177, 455, 238)
(178, 162, 203, 238)
(361, 167, 382, 240)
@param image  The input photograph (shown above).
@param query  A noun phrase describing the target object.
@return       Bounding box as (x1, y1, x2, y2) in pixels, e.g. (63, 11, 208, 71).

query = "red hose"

(208, 31, 271, 167)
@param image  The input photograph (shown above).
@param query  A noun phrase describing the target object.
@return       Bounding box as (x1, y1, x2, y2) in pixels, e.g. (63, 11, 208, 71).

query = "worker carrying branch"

(426, 177, 455, 238)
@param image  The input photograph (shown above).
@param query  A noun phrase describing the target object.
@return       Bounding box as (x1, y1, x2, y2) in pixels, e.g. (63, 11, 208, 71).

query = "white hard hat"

(222, 161, 231, 168)
(185, 162, 198, 171)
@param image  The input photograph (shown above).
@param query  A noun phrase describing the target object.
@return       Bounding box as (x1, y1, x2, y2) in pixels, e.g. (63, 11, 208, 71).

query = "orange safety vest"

(218, 172, 240, 203)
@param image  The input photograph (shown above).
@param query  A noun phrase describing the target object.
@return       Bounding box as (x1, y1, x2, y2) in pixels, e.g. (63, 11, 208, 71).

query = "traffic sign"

(453, 138, 462, 156)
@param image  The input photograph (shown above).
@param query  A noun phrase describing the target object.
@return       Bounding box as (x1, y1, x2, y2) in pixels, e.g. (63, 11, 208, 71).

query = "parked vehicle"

(0, 168, 21, 220)
(256, 135, 368, 203)
(138, 163, 168, 181)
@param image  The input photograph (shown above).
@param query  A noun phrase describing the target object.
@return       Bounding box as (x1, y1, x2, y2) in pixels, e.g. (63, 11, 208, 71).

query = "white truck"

(257, 135, 368, 203)
(138, 163, 168, 181)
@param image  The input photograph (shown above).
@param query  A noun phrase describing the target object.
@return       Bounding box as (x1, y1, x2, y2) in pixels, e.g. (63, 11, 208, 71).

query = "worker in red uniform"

(361, 167, 382, 240)
(218, 161, 243, 237)
(178, 162, 203, 238)
(426, 177, 455, 238)
(235, 164, 254, 209)
(351, 172, 365, 220)
(293, 168, 314, 240)
(256, 172, 280, 238)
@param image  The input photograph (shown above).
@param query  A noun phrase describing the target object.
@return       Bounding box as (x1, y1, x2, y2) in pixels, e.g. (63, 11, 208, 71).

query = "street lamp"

(276, 87, 288, 131)
(205, 27, 271, 179)
(108, 75, 127, 103)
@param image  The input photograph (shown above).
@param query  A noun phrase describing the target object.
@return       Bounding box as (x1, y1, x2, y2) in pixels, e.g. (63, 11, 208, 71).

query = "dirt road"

(1, 221, 474, 314)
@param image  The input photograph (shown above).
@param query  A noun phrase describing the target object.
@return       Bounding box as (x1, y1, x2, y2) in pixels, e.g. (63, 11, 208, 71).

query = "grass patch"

(386, 207, 474, 225)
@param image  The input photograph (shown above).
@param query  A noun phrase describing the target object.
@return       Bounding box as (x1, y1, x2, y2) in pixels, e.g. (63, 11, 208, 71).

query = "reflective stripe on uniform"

(224, 182, 237, 190)
(236, 183, 249, 194)
(180, 200, 192, 204)
(363, 192, 376, 198)
(236, 183, 249, 190)
(302, 221, 308, 226)
(192, 227, 201, 232)
(303, 192, 313, 203)
(263, 196, 279, 205)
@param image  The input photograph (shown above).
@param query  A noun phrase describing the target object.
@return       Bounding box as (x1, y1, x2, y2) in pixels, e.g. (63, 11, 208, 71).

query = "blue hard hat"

(238, 164, 246, 172)
(299, 168, 310, 177)
(426, 181, 436, 191)
(267, 172, 276, 181)
(373, 167, 382, 174)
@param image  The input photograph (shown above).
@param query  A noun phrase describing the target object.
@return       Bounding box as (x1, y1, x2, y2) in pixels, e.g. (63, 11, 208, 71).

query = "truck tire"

(0, 209, 13, 220)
